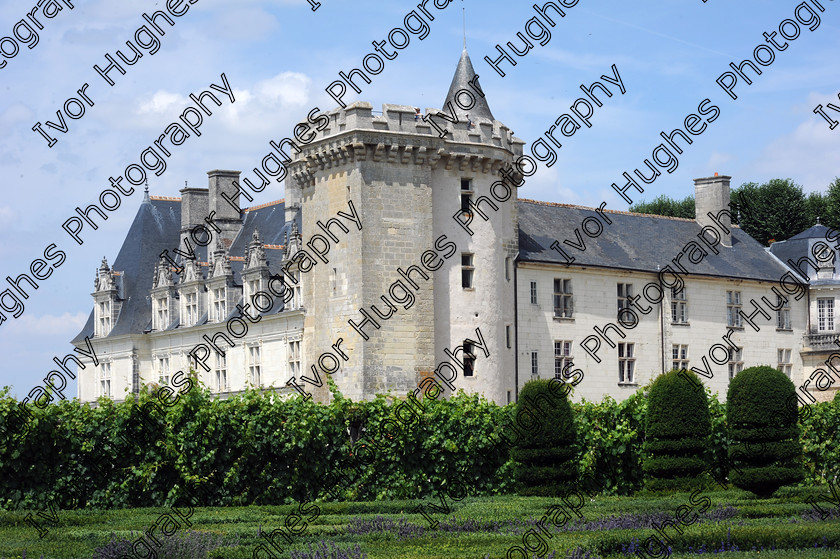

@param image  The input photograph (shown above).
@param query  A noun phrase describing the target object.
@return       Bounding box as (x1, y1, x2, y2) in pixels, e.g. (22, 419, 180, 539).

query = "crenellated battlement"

(288, 102, 524, 187)
(310, 102, 520, 149)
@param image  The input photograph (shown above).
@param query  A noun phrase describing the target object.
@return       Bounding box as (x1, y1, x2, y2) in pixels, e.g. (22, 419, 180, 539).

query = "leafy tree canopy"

(630, 177, 840, 246)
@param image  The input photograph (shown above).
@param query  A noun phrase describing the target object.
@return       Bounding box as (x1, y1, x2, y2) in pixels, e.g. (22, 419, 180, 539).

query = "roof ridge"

(518, 198, 699, 222)
(244, 199, 285, 212)
(150, 196, 181, 202)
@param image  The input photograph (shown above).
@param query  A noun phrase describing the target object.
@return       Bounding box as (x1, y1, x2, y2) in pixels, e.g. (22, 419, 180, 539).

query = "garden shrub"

(572, 391, 646, 496)
(510, 379, 577, 496)
(727, 366, 804, 497)
(643, 370, 711, 491)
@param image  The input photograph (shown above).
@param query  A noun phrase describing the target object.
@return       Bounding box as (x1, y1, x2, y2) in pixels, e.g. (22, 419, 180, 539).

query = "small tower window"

(461, 178, 473, 212)
(461, 253, 474, 289)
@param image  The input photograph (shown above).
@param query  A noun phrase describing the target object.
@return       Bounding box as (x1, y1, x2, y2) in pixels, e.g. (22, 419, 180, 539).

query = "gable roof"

(517, 199, 791, 283)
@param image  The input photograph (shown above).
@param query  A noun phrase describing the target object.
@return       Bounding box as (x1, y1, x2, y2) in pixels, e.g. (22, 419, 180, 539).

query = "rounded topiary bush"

(727, 365, 804, 497)
(511, 379, 577, 496)
(642, 369, 711, 491)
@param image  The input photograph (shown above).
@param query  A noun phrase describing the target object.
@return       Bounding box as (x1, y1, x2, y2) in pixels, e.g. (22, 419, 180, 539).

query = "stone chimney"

(179, 186, 209, 250)
(694, 174, 732, 248)
(207, 169, 244, 251)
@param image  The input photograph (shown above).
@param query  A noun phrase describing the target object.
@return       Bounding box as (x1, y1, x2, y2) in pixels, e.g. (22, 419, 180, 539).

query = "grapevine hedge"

(0, 379, 837, 509)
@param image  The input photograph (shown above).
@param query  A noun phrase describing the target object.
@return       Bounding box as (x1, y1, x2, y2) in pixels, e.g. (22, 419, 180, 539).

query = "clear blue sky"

(1, 0, 838, 399)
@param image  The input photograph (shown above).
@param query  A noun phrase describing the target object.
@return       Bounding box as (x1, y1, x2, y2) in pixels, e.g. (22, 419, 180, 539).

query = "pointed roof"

(442, 48, 494, 121)
(788, 223, 831, 241)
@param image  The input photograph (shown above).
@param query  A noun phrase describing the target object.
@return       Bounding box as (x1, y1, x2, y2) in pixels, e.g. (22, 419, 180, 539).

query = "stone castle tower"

(287, 49, 524, 403)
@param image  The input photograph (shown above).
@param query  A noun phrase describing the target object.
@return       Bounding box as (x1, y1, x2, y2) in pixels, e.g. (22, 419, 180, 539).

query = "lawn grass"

(0, 487, 837, 558)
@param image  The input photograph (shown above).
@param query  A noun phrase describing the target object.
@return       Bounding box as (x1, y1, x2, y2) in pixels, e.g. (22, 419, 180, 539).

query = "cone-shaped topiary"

(642, 369, 711, 491)
(727, 365, 804, 497)
(511, 379, 577, 496)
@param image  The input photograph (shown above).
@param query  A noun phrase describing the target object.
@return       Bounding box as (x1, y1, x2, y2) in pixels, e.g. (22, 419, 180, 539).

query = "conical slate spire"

(442, 48, 494, 121)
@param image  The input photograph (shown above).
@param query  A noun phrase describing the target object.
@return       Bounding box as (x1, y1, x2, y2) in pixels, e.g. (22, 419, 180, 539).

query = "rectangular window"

(214, 353, 227, 392)
(156, 297, 169, 330)
(728, 347, 743, 380)
(818, 298, 835, 331)
(461, 253, 475, 289)
(672, 344, 689, 370)
(100, 362, 111, 398)
(554, 341, 573, 379)
(158, 356, 170, 386)
(672, 287, 687, 324)
(460, 179, 473, 212)
(288, 340, 301, 378)
(530, 281, 538, 305)
(248, 279, 260, 301)
(97, 300, 111, 337)
(505, 257, 511, 282)
(617, 283, 633, 312)
(553, 278, 573, 318)
(618, 343, 635, 384)
(727, 291, 742, 328)
(506, 325, 512, 349)
(213, 288, 226, 322)
(249, 346, 262, 387)
(463, 341, 476, 377)
(776, 294, 791, 330)
(185, 292, 198, 327)
(531, 351, 539, 377)
(777, 348, 792, 377)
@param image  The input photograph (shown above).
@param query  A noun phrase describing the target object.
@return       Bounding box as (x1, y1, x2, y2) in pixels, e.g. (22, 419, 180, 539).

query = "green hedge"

(0, 378, 837, 509)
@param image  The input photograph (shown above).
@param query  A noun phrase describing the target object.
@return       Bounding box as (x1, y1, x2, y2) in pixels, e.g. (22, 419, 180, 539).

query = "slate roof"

(768, 222, 837, 285)
(442, 48, 494, 121)
(517, 199, 792, 283)
(72, 195, 294, 344)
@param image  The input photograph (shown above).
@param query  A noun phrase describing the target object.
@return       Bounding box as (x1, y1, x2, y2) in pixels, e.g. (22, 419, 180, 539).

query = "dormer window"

(96, 300, 111, 337)
(213, 287, 226, 322)
(155, 296, 169, 330)
(184, 291, 198, 327)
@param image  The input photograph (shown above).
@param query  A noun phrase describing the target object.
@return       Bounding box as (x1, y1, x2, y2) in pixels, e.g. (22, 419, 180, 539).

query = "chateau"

(72, 49, 838, 405)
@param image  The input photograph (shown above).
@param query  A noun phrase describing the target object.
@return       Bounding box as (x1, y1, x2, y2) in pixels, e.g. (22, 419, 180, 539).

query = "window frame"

(727, 290, 743, 328)
(818, 297, 835, 332)
(728, 347, 744, 380)
(554, 340, 573, 379)
(618, 342, 635, 384)
(553, 278, 574, 319)
(461, 253, 475, 290)
(671, 287, 688, 324)
(672, 344, 689, 370)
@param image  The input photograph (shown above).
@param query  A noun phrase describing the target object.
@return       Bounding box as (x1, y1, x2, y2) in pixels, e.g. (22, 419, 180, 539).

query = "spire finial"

(817, 216, 821, 225)
(143, 179, 150, 202)
(462, 1, 467, 49)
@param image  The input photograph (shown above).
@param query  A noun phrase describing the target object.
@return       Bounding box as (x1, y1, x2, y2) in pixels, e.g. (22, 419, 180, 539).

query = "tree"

(731, 179, 811, 245)
(511, 380, 577, 496)
(823, 177, 840, 231)
(726, 366, 804, 497)
(642, 370, 711, 491)
(630, 195, 695, 219)
(806, 190, 827, 228)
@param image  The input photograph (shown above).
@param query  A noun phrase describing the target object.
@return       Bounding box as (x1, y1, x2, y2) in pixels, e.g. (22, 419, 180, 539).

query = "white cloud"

(138, 91, 191, 115)
(747, 119, 840, 190)
(13, 312, 88, 337)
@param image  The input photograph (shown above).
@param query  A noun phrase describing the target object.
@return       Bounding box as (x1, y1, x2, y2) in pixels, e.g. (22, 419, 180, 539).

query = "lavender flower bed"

(92, 530, 235, 559)
(344, 505, 739, 540)
(289, 541, 368, 559)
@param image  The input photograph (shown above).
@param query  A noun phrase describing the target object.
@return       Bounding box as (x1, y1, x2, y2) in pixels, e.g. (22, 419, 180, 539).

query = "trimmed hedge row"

(0, 378, 838, 508)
